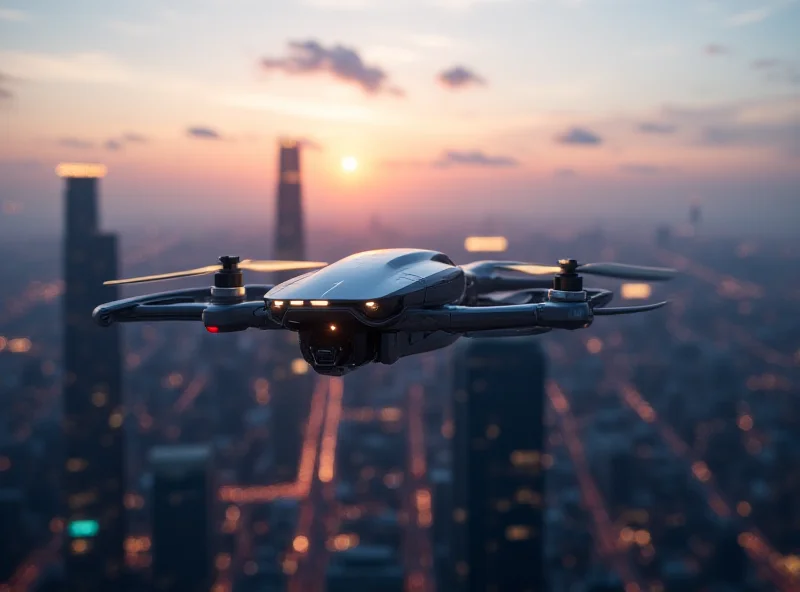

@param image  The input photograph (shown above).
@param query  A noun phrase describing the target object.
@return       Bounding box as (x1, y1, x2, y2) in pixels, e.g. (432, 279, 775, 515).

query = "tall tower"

(451, 337, 547, 592)
(58, 163, 125, 592)
(150, 445, 213, 592)
(273, 138, 305, 270)
(270, 139, 314, 483)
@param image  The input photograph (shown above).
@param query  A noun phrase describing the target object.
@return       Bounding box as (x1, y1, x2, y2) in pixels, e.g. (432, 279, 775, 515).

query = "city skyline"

(1, 0, 799, 235)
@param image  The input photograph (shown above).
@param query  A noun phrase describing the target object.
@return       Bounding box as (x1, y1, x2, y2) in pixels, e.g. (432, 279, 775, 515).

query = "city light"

(8, 337, 32, 353)
(621, 283, 653, 300)
(55, 163, 107, 178)
(67, 520, 99, 538)
(464, 236, 508, 253)
(291, 359, 309, 375)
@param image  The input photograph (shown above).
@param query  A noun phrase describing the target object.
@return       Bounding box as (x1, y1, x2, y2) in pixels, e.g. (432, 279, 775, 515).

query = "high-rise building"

(0, 488, 31, 582)
(150, 445, 213, 592)
(451, 337, 547, 592)
(273, 138, 305, 270)
(58, 163, 125, 592)
(270, 139, 314, 484)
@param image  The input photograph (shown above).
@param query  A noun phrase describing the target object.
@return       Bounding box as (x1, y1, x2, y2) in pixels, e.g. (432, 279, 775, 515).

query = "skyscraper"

(150, 445, 213, 592)
(270, 139, 314, 483)
(451, 337, 547, 592)
(273, 138, 305, 270)
(58, 163, 125, 592)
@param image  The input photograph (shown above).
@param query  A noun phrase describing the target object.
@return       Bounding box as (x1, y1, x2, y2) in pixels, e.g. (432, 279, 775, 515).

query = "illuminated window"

(486, 424, 500, 439)
(464, 236, 508, 253)
(68, 520, 99, 538)
(510, 450, 540, 467)
(71, 539, 90, 554)
(91, 391, 107, 407)
(109, 412, 123, 428)
(281, 171, 300, 184)
(621, 283, 652, 300)
(505, 525, 531, 541)
(515, 488, 541, 505)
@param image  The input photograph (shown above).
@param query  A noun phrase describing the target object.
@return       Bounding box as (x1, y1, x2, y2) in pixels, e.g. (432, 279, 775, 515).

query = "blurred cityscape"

(1, 141, 799, 592)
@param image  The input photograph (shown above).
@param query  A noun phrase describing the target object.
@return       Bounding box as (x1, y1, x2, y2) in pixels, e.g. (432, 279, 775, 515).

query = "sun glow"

(341, 156, 358, 172)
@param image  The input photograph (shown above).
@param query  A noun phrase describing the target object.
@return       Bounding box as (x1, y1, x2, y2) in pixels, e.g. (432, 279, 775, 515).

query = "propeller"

(499, 259, 677, 282)
(104, 257, 327, 286)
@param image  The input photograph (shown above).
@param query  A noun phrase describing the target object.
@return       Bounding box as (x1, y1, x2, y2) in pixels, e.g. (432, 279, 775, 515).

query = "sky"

(0, 0, 799, 236)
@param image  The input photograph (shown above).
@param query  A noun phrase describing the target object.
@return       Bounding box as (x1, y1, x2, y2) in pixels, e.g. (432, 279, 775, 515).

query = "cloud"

(260, 40, 403, 96)
(638, 122, 678, 134)
(725, 7, 771, 26)
(753, 58, 781, 70)
(699, 122, 800, 156)
(0, 8, 28, 21)
(751, 59, 800, 85)
(618, 163, 666, 175)
(438, 66, 486, 89)
(58, 137, 94, 149)
(433, 150, 519, 168)
(555, 127, 603, 146)
(104, 139, 123, 151)
(704, 44, 729, 55)
(0, 71, 15, 100)
(187, 126, 222, 140)
(122, 132, 148, 143)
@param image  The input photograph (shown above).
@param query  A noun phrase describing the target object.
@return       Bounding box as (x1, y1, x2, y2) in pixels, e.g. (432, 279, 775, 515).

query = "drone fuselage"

(263, 249, 468, 375)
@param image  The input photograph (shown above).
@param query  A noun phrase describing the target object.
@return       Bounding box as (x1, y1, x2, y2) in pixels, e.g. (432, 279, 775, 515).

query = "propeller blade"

(104, 264, 221, 285)
(498, 264, 562, 276)
(593, 301, 668, 315)
(578, 262, 676, 281)
(239, 260, 327, 272)
(500, 261, 676, 281)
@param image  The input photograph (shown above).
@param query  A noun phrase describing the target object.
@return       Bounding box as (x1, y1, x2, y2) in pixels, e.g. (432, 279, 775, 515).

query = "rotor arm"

(93, 302, 207, 326)
(391, 301, 594, 333)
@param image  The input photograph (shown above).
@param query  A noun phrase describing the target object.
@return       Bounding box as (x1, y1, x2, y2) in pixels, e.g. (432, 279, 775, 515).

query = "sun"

(341, 156, 358, 172)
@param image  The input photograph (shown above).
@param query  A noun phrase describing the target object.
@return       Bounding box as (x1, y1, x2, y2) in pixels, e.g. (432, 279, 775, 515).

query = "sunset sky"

(0, 0, 798, 235)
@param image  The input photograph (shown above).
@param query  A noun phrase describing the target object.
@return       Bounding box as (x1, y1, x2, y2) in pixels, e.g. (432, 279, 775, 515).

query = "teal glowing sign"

(67, 520, 99, 538)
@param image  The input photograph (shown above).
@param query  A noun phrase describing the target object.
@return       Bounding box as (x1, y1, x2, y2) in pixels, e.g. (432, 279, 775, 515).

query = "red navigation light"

(206, 326, 220, 333)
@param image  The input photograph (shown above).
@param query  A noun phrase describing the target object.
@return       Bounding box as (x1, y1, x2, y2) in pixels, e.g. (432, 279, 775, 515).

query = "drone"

(92, 249, 676, 376)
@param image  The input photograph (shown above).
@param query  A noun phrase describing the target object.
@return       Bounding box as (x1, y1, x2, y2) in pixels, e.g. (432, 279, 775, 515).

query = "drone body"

(93, 248, 676, 376)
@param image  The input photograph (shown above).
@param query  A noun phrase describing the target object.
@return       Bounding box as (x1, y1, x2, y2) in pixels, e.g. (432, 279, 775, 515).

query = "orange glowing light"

(464, 236, 508, 253)
(56, 163, 107, 178)
(586, 337, 603, 354)
(341, 156, 358, 172)
(292, 535, 309, 553)
(8, 337, 32, 353)
(621, 283, 653, 300)
(291, 359, 308, 375)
